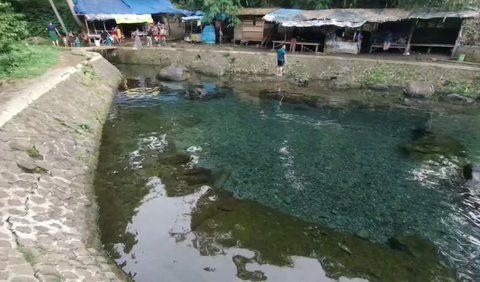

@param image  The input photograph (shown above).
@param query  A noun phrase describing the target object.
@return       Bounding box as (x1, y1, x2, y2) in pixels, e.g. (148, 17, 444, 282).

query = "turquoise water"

(95, 67, 480, 281)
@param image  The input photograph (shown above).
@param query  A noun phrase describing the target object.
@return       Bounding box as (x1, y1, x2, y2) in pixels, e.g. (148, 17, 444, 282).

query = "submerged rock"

(158, 153, 191, 165)
(185, 87, 226, 101)
(158, 65, 190, 81)
(355, 229, 370, 240)
(183, 167, 212, 185)
(446, 93, 475, 104)
(389, 235, 438, 260)
(400, 131, 466, 159)
(404, 81, 435, 98)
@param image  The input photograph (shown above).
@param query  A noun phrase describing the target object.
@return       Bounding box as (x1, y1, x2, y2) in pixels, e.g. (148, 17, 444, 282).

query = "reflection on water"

(94, 65, 480, 281)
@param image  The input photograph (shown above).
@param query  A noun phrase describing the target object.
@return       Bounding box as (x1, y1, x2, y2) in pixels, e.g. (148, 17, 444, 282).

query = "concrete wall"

(0, 54, 125, 281)
(454, 46, 480, 63)
(102, 47, 480, 92)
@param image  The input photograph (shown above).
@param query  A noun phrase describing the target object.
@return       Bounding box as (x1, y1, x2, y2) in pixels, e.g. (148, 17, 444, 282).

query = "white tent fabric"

(85, 14, 153, 23)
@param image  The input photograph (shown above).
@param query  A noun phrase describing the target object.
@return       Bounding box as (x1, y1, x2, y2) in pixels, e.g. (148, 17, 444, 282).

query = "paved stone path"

(0, 53, 124, 281)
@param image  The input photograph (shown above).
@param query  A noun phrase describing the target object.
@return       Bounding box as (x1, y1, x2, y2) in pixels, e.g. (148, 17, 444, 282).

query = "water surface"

(94, 65, 480, 281)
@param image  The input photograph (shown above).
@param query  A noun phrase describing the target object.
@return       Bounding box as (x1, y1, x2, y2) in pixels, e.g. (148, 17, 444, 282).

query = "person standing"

(159, 24, 167, 46)
(46, 22, 59, 46)
(276, 45, 286, 77)
(356, 31, 363, 52)
(146, 24, 153, 47)
(132, 28, 142, 49)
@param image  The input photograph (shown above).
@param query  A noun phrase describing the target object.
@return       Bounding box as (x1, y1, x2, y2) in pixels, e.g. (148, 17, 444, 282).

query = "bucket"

(457, 54, 466, 62)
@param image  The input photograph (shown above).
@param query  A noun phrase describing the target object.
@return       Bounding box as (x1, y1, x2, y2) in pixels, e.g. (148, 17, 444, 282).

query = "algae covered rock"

(191, 59, 228, 77)
(158, 65, 190, 81)
(404, 81, 435, 98)
(400, 130, 466, 160)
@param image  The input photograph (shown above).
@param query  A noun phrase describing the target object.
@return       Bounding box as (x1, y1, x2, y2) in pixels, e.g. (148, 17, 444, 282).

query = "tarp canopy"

(75, 0, 189, 16)
(182, 11, 204, 22)
(85, 14, 153, 23)
(263, 8, 480, 28)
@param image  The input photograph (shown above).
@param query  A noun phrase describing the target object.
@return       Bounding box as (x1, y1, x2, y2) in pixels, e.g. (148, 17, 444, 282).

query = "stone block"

(10, 265, 34, 276)
(9, 276, 38, 282)
(0, 240, 12, 248)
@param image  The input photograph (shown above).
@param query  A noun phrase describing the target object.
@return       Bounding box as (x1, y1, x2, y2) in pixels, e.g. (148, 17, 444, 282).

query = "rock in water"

(158, 153, 191, 165)
(446, 94, 475, 104)
(183, 167, 212, 185)
(389, 235, 438, 261)
(158, 65, 190, 81)
(404, 81, 435, 98)
(355, 229, 370, 240)
(185, 87, 226, 101)
(400, 131, 466, 159)
(463, 164, 480, 186)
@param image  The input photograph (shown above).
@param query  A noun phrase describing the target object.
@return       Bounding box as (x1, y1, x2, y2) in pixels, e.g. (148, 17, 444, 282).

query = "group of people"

(100, 27, 124, 46)
(47, 22, 83, 47)
(46, 19, 172, 50)
(130, 22, 169, 49)
(145, 22, 168, 47)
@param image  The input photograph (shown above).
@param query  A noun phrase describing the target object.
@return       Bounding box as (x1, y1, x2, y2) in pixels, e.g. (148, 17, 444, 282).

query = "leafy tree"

(0, 1, 28, 52)
(9, 0, 80, 37)
(202, 0, 242, 24)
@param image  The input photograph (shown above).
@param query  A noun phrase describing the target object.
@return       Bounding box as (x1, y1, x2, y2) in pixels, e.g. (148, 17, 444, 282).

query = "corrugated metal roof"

(237, 8, 279, 16)
(264, 8, 480, 27)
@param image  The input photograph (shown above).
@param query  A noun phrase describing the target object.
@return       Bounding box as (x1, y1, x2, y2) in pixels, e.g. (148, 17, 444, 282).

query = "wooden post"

(48, 0, 68, 34)
(452, 19, 464, 58)
(84, 16, 90, 35)
(405, 20, 416, 55)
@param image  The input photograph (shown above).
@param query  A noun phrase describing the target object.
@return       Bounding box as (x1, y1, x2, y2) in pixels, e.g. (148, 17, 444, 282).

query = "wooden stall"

(234, 8, 277, 45)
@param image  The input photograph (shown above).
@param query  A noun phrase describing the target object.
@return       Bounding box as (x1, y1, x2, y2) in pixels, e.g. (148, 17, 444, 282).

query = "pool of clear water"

(94, 65, 480, 281)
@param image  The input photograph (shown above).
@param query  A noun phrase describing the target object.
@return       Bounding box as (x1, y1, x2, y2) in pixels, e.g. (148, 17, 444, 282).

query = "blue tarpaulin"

(75, 0, 188, 15)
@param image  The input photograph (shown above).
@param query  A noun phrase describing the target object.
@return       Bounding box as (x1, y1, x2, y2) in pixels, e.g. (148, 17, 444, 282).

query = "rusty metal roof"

(237, 8, 279, 16)
(263, 8, 480, 27)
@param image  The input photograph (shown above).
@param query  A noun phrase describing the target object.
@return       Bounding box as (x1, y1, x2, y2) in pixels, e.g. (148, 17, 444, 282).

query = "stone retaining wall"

(101, 48, 480, 93)
(0, 54, 125, 281)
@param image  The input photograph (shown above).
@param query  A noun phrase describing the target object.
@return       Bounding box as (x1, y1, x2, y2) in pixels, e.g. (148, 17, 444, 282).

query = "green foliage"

(203, 0, 242, 25)
(0, 1, 28, 52)
(10, 0, 80, 37)
(17, 246, 37, 266)
(175, 0, 478, 11)
(0, 43, 60, 80)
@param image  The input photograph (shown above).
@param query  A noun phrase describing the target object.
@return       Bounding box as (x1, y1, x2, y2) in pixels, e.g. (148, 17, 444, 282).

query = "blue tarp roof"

(75, 0, 189, 15)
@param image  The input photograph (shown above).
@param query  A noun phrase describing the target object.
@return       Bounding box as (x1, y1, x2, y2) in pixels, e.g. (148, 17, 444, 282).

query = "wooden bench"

(369, 43, 407, 54)
(272, 40, 290, 50)
(298, 42, 320, 53)
(272, 40, 320, 53)
(370, 42, 455, 54)
(410, 43, 454, 54)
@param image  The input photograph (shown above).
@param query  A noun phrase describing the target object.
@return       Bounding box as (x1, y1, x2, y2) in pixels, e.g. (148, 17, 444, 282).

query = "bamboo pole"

(48, 0, 68, 34)
(405, 20, 416, 55)
(452, 19, 464, 58)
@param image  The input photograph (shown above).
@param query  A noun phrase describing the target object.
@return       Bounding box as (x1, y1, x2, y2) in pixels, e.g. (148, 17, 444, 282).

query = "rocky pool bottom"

(94, 65, 480, 281)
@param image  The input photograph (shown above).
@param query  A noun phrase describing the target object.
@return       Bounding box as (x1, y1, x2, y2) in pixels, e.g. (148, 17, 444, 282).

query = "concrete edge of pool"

(0, 51, 128, 281)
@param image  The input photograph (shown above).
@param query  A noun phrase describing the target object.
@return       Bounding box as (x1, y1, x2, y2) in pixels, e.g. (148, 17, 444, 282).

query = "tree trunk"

(48, 0, 68, 34)
(65, 0, 83, 27)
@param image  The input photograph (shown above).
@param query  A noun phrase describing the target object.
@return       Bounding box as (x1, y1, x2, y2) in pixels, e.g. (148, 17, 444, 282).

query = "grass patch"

(26, 145, 43, 160)
(17, 246, 37, 266)
(361, 64, 428, 86)
(443, 77, 480, 98)
(0, 43, 60, 80)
